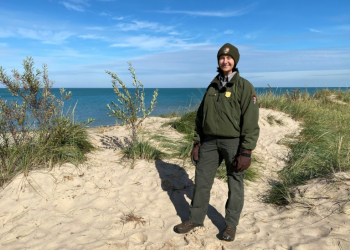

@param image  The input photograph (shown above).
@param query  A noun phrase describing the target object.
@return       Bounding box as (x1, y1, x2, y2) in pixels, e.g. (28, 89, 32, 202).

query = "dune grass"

(122, 140, 166, 162)
(0, 116, 95, 187)
(163, 110, 196, 159)
(215, 155, 260, 183)
(259, 89, 350, 205)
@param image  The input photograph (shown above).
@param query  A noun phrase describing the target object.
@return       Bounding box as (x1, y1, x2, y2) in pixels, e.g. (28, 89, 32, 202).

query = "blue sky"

(0, 0, 349, 88)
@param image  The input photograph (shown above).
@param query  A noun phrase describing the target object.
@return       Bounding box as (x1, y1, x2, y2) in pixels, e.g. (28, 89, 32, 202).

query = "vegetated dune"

(0, 108, 349, 250)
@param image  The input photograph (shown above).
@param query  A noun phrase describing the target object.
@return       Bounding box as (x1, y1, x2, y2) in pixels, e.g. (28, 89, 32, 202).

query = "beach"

(1, 108, 350, 250)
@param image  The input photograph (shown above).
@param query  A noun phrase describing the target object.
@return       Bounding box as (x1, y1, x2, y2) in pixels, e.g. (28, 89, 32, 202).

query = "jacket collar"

(211, 70, 240, 88)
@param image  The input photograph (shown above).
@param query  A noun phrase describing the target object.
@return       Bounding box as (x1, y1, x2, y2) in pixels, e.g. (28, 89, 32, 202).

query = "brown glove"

(191, 142, 201, 166)
(233, 149, 252, 172)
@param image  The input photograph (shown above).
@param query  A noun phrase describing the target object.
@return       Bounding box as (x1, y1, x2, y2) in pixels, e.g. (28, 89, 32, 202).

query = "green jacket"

(194, 71, 260, 150)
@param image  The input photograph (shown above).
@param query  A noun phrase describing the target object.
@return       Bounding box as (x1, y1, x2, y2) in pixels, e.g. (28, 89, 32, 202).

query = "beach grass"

(215, 159, 259, 183)
(259, 88, 350, 205)
(0, 116, 95, 186)
(164, 111, 196, 135)
(122, 140, 166, 162)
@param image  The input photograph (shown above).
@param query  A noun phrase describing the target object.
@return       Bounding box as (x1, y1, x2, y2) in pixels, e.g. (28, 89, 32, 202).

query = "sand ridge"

(0, 108, 349, 250)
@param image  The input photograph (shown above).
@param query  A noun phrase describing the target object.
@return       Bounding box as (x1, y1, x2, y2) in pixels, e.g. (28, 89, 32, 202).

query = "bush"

(106, 62, 158, 144)
(0, 57, 94, 186)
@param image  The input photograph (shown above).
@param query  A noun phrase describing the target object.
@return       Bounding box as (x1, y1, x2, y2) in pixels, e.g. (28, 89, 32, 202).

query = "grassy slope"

(259, 89, 350, 204)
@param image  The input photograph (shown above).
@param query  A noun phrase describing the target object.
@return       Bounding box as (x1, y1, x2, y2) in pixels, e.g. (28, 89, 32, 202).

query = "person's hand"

(233, 149, 252, 172)
(191, 142, 201, 166)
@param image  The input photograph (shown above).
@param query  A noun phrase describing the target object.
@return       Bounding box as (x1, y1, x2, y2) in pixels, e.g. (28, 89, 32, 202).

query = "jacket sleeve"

(193, 92, 206, 142)
(240, 81, 260, 150)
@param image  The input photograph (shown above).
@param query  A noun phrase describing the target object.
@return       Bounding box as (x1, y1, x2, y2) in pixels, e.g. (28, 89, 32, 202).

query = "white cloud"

(112, 16, 125, 21)
(310, 28, 321, 33)
(17, 28, 74, 44)
(158, 10, 243, 17)
(79, 34, 109, 41)
(61, 1, 86, 11)
(99, 12, 109, 16)
(110, 35, 208, 50)
(336, 25, 350, 31)
(169, 31, 180, 36)
(116, 20, 174, 33)
(224, 30, 235, 34)
(0, 28, 15, 38)
(45, 47, 92, 59)
(85, 26, 105, 31)
(156, 5, 256, 17)
(69, 0, 89, 3)
(244, 33, 258, 40)
(42, 31, 75, 44)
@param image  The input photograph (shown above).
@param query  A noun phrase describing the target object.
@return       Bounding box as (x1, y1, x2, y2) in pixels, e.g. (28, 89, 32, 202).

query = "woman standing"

(174, 43, 260, 242)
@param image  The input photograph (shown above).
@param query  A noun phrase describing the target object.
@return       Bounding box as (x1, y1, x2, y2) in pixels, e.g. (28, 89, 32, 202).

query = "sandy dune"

(1, 108, 349, 250)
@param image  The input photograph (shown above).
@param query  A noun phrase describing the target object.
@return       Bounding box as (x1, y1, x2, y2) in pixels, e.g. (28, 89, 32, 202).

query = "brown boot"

(174, 220, 202, 234)
(221, 226, 236, 241)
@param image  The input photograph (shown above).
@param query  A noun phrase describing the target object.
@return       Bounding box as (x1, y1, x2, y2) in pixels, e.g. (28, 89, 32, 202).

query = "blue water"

(0, 87, 348, 127)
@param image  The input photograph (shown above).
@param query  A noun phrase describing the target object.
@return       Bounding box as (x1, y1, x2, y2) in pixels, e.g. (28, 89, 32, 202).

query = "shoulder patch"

(252, 95, 257, 104)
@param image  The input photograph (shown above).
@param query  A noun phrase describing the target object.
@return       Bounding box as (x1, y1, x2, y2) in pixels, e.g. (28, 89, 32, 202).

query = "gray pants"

(188, 137, 244, 227)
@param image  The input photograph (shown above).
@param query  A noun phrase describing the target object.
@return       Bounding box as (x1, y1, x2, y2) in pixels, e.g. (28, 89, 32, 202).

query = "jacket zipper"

(216, 92, 220, 134)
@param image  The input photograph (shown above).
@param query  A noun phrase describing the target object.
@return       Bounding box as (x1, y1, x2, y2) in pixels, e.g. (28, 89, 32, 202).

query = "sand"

(1, 108, 349, 250)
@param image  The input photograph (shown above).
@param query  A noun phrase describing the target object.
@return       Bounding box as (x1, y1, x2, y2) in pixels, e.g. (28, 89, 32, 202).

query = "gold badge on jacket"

(225, 92, 231, 98)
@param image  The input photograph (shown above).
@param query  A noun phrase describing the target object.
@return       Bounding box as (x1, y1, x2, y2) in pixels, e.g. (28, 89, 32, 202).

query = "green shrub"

(0, 57, 94, 186)
(106, 62, 158, 144)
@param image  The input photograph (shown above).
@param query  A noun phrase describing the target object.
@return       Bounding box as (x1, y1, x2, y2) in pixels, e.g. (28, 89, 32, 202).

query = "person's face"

(219, 55, 235, 76)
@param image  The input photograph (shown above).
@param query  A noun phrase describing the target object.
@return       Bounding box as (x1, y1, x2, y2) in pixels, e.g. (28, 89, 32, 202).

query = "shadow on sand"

(155, 160, 225, 238)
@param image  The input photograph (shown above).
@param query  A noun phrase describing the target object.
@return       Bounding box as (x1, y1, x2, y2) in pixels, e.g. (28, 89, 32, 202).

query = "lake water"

(0, 87, 348, 127)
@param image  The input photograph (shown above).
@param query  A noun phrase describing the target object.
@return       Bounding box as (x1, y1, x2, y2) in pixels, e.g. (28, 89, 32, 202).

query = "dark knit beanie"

(217, 43, 240, 66)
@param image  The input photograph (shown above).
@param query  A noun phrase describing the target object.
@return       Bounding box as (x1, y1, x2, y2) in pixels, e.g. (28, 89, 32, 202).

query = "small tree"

(106, 62, 158, 144)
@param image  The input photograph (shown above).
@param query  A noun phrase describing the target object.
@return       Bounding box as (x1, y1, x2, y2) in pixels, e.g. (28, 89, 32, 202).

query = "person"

(173, 43, 260, 241)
